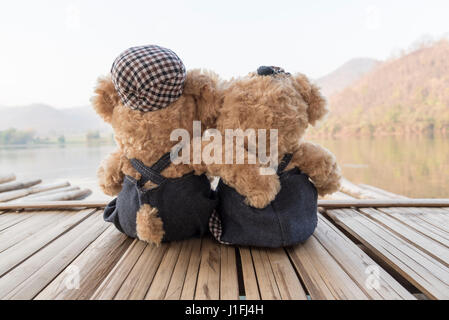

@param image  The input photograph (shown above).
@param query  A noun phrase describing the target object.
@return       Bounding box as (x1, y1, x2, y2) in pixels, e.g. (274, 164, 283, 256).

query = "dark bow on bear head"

(257, 66, 290, 76)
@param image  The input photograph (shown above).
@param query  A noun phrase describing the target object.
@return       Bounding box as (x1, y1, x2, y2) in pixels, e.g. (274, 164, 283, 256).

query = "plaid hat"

(111, 45, 186, 112)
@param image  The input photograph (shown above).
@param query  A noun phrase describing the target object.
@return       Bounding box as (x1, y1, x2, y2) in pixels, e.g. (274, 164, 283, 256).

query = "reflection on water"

(314, 136, 449, 198)
(0, 136, 448, 200)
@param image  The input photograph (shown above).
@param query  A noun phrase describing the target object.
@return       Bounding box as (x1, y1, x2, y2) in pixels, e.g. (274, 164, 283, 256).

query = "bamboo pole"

(0, 174, 16, 184)
(0, 181, 70, 202)
(318, 199, 449, 208)
(339, 178, 383, 199)
(358, 183, 409, 199)
(0, 200, 108, 210)
(21, 186, 80, 201)
(30, 189, 92, 201)
(0, 179, 42, 193)
(0, 198, 448, 211)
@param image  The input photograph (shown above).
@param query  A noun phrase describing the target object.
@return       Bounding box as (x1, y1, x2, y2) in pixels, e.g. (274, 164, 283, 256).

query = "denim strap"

(150, 152, 172, 173)
(130, 158, 168, 186)
(130, 145, 182, 186)
(277, 153, 293, 175)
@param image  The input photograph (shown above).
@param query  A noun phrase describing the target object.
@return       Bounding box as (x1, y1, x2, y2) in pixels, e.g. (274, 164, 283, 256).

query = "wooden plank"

(288, 237, 368, 300)
(251, 248, 281, 300)
(266, 248, 307, 300)
(0, 208, 96, 276)
(0, 210, 73, 253)
(319, 199, 449, 208)
(360, 207, 449, 266)
(114, 243, 168, 300)
(0, 211, 105, 299)
(0, 174, 15, 184)
(91, 239, 146, 300)
(145, 242, 183, 300)
(165, 239, 200, 300)
(195, 237, 220, 300)
(327, 208, 449, 299)
(35, 226, 132, 300)
(401, 207, 449, 234)
(0, 199, 448, 211)
(314, 215, 415, 300)
(0, 211, 36, 232)
(220, 245, 239, 300)
(180, 238, 203, 300)
(238, 247, 260, 300)
(378, 207, 449, 238)
(0, 201, 108, 210)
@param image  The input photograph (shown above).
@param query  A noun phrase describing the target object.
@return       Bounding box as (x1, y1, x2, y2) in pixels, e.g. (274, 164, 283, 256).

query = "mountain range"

(2, 41, 448, 138)
(312, 40, 449, 136)
(315, 57, 380, 97)
(0, 104, 111, 136)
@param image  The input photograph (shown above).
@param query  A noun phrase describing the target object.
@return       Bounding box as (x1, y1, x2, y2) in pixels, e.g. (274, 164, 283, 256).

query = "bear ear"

(183, 69, 222, 127)
(292, 74, 328, 126)
(91, 75, 120, 123)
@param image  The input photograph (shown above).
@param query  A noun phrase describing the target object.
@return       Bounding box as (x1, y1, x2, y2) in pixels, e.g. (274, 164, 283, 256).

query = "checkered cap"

(111, 45, 186, 112)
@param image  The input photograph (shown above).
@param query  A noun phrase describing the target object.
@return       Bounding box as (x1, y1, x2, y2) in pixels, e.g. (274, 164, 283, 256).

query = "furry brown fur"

(93, 67, 341, 244)
(92, 69, 222, 244)
(136, 205, 165, 246)
(210, 71, 341, 206)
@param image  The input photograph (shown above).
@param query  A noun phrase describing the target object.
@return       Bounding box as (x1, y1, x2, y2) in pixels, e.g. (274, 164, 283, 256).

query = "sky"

(1, 0, 449, 109)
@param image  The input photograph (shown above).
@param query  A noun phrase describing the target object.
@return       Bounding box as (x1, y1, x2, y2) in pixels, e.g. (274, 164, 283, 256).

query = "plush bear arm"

(207, 163, 281, 209)
(97, 149, 125, 196)
(288, 142, 342, 196)
(192, 139, 281, 209)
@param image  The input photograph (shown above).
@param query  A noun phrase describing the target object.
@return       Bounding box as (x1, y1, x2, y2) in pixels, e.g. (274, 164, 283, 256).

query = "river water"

(0, 135, 448, 200)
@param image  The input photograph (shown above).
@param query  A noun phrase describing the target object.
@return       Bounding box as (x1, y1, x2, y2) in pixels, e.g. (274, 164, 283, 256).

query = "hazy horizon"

(1, 0, 449, 109)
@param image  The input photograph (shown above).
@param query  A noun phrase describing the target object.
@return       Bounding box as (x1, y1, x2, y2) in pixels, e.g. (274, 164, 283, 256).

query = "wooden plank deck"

(0, 183, 448, 300)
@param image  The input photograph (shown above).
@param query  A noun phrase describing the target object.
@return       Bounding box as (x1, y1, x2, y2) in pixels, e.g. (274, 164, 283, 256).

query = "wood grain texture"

(35, 226, 132, 300)
(165, 239, 200, 300)
(145, 242, 183, 300)
(266, 248, 307, 300)
(238, 247, 260, 300)
(179, 238, 202, 300)
(326, 208, 449, 299)
(251, 248, 281, 300)
(0, 211, 105, 299)
(195, 237, 220, 300)
(220, 245, 239, 300)
(288, 236, 367, 300)
(0, 209, 96, 276)
(314, 215, 414, 300)
(115, 243, 168, 300)
(91, 239, 147, 300)
(0, 211, 36, 232)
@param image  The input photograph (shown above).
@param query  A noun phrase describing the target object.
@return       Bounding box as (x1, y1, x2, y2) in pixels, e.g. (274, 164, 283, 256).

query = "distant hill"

(312, 40, 449, 137)
(0, 104, 111, 137)
(315, 58, 380, 97)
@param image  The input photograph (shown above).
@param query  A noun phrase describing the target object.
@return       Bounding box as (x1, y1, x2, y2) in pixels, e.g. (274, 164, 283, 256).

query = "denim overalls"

(103, 153, 217, 242)
(210, 154, 318, 248)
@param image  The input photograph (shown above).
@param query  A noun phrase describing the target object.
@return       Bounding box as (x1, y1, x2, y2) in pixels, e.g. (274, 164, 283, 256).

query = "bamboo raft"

(0, 175, 448, 300)
(0, 173, 92, 203)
